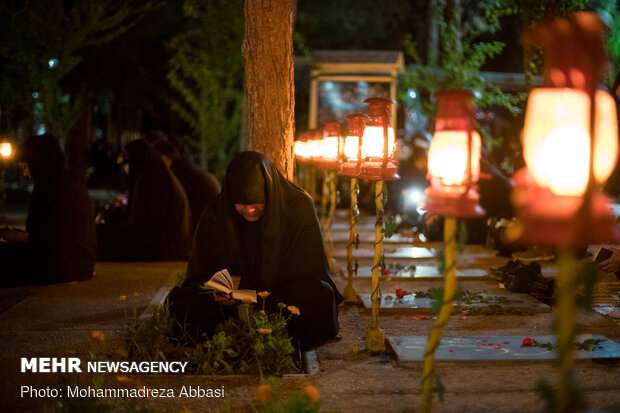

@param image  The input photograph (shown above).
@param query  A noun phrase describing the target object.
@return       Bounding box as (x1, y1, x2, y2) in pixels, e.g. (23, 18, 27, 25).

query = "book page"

(231, 289, 257, 303)
(202, 269, 233, 293)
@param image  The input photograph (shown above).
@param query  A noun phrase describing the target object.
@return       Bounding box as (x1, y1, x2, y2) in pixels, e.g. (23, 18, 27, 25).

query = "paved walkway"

(1, 211, 619, 412)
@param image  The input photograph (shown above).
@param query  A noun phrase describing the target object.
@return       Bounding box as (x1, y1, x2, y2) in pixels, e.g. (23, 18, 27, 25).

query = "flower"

(91, 331, 105, 342)
(522, 337, 532, 347)
(303, 385, 320, 403)
(277, 302, 287, 309)
(255, 384, 271, 403)
(383, 269, 390, 275)
(119, 295, 127, 301)
(287, 305, 300, 316)
(395, 288, 407, 299)
(258, 291, 270, 298)
(257, 328, 272, 334)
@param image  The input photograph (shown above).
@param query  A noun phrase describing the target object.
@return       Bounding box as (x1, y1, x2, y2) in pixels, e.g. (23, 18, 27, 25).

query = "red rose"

(384, 269, 391, 275)
(522, 337, 532, 347)
(395, 288, 406, 299)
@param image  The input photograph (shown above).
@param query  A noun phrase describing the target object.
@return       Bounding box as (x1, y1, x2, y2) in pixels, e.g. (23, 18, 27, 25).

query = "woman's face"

(234, 203, 266, 222)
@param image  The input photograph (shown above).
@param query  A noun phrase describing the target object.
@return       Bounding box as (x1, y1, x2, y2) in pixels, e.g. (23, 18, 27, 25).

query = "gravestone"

(358, 292, 549, 314)
(388, 334, 620, 366)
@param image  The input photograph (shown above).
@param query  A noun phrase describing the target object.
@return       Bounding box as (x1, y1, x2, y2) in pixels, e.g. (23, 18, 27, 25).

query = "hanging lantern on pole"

(423, 90, 485, 218)
(419, 89, 484, 413)
(339, 114, 367, 303)
(359, 98, 399, 181)
(357, 97, 399, 352)
(514, 12, 618, 413)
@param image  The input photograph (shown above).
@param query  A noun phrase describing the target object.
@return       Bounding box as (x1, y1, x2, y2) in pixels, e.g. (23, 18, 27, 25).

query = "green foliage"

(167, 0, 244, 177)
(399, 0, 525, 141)
(383, 216, 398, 239)
(0, 0, 157, 138)
(126, 300, 187, 363)
(191, 301, 298, 376)
(126, 297, 299, 376)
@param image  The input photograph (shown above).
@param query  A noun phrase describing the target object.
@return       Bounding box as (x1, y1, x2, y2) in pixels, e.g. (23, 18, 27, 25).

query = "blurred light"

(32, 92, 39, 99)
(0, 142, 12, 159)
(48, 58, 58, 69)
(408, 89, 417, 99)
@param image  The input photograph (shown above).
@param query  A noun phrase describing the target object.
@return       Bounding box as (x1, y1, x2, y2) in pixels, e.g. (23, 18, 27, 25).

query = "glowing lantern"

(513, 12, 618, 246)
(359, 98, 399, 181)
(423, 90, 484, 217)
(0, 141, 12, 160)
(339, 114, 367, 177)
(294, 132, 310, 163)
(306, 129, 322, 164)
(317, 121, 342, 169)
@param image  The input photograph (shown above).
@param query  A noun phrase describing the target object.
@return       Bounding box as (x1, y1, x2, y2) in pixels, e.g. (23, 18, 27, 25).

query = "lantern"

(293, 132, 310, 163)
(307, 129, 323, 164)
(359, 97, 399, 181)
(423, 90, 484, 217)
(316, 120, 342, 170)
(513, 12, 618, 246)
(0, 141, 12, 160)
(339, 114, 367, 177)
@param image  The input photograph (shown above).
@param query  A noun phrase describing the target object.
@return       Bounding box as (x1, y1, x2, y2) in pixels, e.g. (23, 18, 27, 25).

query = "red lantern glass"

(358, 97, 399, 181)
(423, 90, 484, 217)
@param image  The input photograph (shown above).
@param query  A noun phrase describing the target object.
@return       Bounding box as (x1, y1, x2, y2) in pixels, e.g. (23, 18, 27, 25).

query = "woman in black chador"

(170, 151, 343, 348)
(0, 133, 96, 285)
(96, 139, 191, 261)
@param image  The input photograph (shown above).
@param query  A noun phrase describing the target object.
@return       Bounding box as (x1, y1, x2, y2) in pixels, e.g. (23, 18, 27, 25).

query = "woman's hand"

(213, 276, 243, 306)
(599, 248, 620, 273)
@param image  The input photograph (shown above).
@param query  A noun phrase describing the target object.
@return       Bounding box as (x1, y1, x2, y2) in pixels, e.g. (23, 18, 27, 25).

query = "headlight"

(402, 187, 426, 210)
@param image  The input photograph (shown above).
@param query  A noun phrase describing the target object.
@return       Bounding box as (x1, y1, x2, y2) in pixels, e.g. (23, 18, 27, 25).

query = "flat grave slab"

(388, 335, 620, 365)
(333, 246, 437, 260)
(329, 231, 416, 244)
(340, 265, 487, 280)
(358, 292, 549, 314)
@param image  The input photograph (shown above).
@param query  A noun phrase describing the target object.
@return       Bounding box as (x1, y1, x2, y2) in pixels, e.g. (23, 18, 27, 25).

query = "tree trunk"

(66, 90, 92, 181)
(242, 0, 295, 180)
(427, 0, 439, 66)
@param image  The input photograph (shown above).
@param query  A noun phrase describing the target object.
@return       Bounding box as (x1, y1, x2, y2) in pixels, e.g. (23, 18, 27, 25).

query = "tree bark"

(427, 0, 439, 66)
(242, 0, 295, 180)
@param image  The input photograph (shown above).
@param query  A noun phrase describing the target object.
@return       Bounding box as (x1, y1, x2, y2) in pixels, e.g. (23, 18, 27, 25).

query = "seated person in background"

(169, 151, 343, 348)
(152, 139, 220, 233)
(96, 139, 191, 261)
(0, 133, 96, 286)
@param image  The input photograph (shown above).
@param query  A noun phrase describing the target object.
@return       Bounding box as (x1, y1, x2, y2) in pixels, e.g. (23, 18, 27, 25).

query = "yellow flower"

(91, 331, 105, 342)
(303, 385, 320, 403)
(257, 328, 272, 334)
(287, 305, 300, 316)
(258, 291, 270, 298)
(258, 310, 266, 315)
(119, 295, 127, 301)
(255, 384, 271, 403)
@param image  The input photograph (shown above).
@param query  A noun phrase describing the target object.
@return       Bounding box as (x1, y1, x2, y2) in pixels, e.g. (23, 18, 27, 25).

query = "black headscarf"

(18, 133, 65, 186)
(186, 152, 342, 302)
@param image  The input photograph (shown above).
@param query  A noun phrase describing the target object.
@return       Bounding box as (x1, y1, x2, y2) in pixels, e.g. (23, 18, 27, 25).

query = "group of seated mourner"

(0, 133, 343, 348)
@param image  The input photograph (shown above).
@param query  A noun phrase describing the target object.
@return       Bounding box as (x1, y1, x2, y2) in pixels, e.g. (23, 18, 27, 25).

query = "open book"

(201, 269, 257, 303)
(593, 247, 614, 264)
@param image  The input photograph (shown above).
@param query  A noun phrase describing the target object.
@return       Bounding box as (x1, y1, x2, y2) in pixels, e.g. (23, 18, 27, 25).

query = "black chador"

(171, 151, 343, 348)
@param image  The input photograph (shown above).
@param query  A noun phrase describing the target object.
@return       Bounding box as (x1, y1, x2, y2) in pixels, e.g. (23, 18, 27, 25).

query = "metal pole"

(343, 177, 359, 302)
